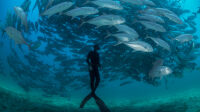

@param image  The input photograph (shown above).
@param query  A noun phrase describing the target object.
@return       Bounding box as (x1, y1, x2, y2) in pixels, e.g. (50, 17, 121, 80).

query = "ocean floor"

(0, 86, 200, 112)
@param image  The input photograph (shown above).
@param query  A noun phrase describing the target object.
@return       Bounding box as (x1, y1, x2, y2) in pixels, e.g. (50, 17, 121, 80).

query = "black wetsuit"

(80, 50, 111, 112)
(86, 50, 100, 92)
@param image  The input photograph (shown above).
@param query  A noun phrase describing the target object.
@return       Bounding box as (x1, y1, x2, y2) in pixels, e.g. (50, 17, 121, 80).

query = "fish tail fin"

(104, 34, 111, 38)
(113, 42, 121, 46)
(104, 31, 112, 38)
(45, 0, 54, 11)
(79, 21, 86, 28)
(82, 1, 90, 5)
(44, 5, 49, 13)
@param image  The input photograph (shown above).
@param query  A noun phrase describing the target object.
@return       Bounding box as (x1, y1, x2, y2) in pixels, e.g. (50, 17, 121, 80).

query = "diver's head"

(93, 44, 100, 51)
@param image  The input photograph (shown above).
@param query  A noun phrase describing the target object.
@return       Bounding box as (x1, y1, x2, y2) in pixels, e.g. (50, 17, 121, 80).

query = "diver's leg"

(94, 69, 100, 91)
(93, 95, 111, 112)
(80, 93, 93, 108)
(90, 70, 95, 92)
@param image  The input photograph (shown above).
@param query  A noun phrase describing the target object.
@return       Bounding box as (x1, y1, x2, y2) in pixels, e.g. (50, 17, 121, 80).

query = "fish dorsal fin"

(82, 1, 90, 5)
(79, 21, 87, 28)
(113, 41, 122, 46)
(104, 31, 112, 38)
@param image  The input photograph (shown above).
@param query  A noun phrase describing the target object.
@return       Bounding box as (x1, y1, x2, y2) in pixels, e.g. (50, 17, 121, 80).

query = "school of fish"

(2, 0, 197, 82)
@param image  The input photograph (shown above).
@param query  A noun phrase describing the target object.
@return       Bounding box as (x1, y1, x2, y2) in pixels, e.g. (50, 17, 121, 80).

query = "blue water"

(0, 0, 200, 112)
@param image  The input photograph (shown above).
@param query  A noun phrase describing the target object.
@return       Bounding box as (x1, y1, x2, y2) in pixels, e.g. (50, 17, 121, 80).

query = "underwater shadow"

(80, 93, 111, 112)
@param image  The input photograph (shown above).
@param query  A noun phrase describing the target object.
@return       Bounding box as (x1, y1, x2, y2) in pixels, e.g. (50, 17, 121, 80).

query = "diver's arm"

(86, 52, 91, 65)
(87, 52, 93, 71)
(97, 53, 102, 68)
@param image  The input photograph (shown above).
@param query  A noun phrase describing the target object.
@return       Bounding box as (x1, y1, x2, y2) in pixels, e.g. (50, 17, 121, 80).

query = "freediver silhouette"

(80, 44, 110, 112)
(87, 44, 101, 94)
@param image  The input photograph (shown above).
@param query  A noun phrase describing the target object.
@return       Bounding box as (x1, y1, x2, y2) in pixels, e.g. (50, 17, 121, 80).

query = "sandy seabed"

(0, 86, 200, 112)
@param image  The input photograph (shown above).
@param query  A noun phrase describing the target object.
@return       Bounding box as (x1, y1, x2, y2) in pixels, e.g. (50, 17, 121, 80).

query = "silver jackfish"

(14, 6, 28, 30)
(86, 15, 125, 27)
(139, 21, 166, 32)
(174, 34, 193, 43)
(125, 41, 153, 52)
(163, 12, 182, 24)
(115, 24, 139, 38)
(156, 8, 182, 24)
(155, 8, 176, 15)
(120, 0, 143, 5)
(149, 66, 172, 80)
(5, 27, 30, 48)
(137, 14, 165, 24)
(112, 33, 138, 45)
(91, 0, 123, 10)
(148, 36, 171, 51)
(141, 8, 158, 16)
(41, 2, 73, 18)
(65, 7, 99, 18)
(141, 0, 156, 6)
(45, 0, 55, 11)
